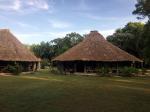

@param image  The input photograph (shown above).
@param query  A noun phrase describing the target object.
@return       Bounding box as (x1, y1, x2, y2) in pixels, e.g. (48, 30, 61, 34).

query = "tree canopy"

(133, 0, 150, 19)
(30, 32, 84, 61)
(132, 0, 150, 65)
(51, 32, 84, 56)
(107, 22, 144, 58)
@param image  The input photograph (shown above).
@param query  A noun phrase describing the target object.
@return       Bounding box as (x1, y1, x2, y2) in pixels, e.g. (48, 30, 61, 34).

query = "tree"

(133, 0, 150, 66)
(30, 41, 54, 60)
(51, 32, 84, 56)
(143, 21, 150, 65)
(107, 22, 144, 58)
(133, 0, 150, 19)
(30, 32, 84, 61)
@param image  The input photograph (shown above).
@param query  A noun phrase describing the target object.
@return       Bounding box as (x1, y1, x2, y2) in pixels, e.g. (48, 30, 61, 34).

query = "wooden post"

(84, 63, 86, 73)
(28, 63, 32, 71)
(141, 62, 143, 68)
(116, 62, 119, 75)
(37, 61, 41, 70)
(74, 63, 76, 73)
(131, 61, 135, 67)
(58, 63, 63, 74)
(33, 63, 36, 71)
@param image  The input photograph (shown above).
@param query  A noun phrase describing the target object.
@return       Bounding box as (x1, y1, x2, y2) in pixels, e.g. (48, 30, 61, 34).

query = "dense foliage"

(133, 0, 150, 65)
(120, 67, 139, 77)
(107, 0, 150, 66)
(133, 0, 150, 19)
(51, 32, 84, 56)
(30, 32, 84, 68)
(107, 22, 144, 59)
(2, 63, 23, 75)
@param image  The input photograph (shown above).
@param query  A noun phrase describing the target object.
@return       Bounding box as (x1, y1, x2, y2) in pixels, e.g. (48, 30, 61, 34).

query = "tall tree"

(133, 0, 150, 65)
(30, 41, 54, 60)
(107, 22, 144, 58)
(133, 0, 150, 19)
(51, 32, 84, 56)
(30, 32, 84, 60)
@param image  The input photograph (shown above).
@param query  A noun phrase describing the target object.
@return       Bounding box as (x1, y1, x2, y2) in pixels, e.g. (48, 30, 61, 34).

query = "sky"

(0, 0, 146, 44)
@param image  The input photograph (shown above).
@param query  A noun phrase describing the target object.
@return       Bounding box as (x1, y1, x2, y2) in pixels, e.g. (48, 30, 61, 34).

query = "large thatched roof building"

(0, 29, 40, 72)
(53, 31, 142, 73)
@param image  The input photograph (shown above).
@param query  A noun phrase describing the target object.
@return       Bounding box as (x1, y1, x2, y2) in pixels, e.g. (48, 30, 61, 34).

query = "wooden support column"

(141, 62, 143, 68)
(37, 62, 41, 70)
(84, 63, 86, 73)
(131, 61, 135, 67)
(74, 63, 76, 73)
(33, 63, 36, 71)
(28, 63, 31, 71)
(116, 62, 119, 75)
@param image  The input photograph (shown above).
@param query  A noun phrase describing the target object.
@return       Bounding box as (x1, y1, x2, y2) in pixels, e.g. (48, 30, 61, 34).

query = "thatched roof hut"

(53, 31, 142, 73)
(0, 29, 40, 72)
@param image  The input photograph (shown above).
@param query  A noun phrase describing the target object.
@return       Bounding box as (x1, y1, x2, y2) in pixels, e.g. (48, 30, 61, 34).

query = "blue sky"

(0, 0, 145, 44)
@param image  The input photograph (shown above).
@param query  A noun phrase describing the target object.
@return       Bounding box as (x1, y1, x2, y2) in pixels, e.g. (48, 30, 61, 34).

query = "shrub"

(141, 68, 147, 75)
(120, 67, 138, 77)
(3, 63, 23, 75)
(41, 59, 50, 69)
(49, 66, 60, 75)
(96, 67, 110, 76)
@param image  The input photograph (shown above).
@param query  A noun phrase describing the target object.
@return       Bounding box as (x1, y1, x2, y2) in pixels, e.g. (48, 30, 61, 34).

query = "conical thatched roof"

(0, 29, 40, 62)
(53, 31, 142, 62)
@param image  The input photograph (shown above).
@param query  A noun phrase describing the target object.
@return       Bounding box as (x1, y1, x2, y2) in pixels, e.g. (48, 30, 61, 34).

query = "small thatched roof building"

(53, 31, 142, 73)
(0, 29, 40, 72)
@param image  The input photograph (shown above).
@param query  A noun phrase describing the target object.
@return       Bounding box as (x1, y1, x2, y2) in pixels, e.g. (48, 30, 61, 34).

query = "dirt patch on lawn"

(0, 73, 12, 76)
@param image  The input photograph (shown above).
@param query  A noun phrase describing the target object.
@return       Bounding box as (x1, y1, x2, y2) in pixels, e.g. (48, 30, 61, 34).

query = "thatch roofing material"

(0, 29, 40, 62)
(53, 31, 142, 62)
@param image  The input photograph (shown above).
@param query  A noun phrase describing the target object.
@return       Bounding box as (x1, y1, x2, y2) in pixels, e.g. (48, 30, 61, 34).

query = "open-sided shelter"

(52, 31, 143, 73)
(0, 29, 40, 72)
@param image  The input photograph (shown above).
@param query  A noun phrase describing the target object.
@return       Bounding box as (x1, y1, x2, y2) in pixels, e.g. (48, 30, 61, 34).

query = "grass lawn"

(0, 70, 150, 112)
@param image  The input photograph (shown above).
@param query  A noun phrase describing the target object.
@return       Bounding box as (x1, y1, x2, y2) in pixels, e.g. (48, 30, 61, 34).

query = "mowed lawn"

(0, 70, 150, 112)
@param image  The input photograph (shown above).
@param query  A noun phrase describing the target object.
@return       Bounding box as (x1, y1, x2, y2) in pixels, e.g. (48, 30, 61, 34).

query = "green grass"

(0, 70, 150, 112)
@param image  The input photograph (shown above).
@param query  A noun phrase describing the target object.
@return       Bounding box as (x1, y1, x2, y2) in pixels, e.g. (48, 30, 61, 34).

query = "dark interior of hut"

(56, 61, 142, 73)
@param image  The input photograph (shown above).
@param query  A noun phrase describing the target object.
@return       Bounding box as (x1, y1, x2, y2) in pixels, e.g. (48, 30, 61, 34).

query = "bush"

(120, 67, 138, 77)
(2, 64, 23, 75)
(141, 68, 147, 75)
(49, 67, 61, 75)
(96, 67, 110, 76)
(41, 59, 50, 69)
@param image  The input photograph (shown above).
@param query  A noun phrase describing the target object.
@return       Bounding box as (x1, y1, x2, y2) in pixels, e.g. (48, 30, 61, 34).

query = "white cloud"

(49, 20, 72, 29)
(0, 0, 21, 11)
(12, 0, 21, 10)
(26, 0, 49, 10)
(0, 0, 54, 13)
